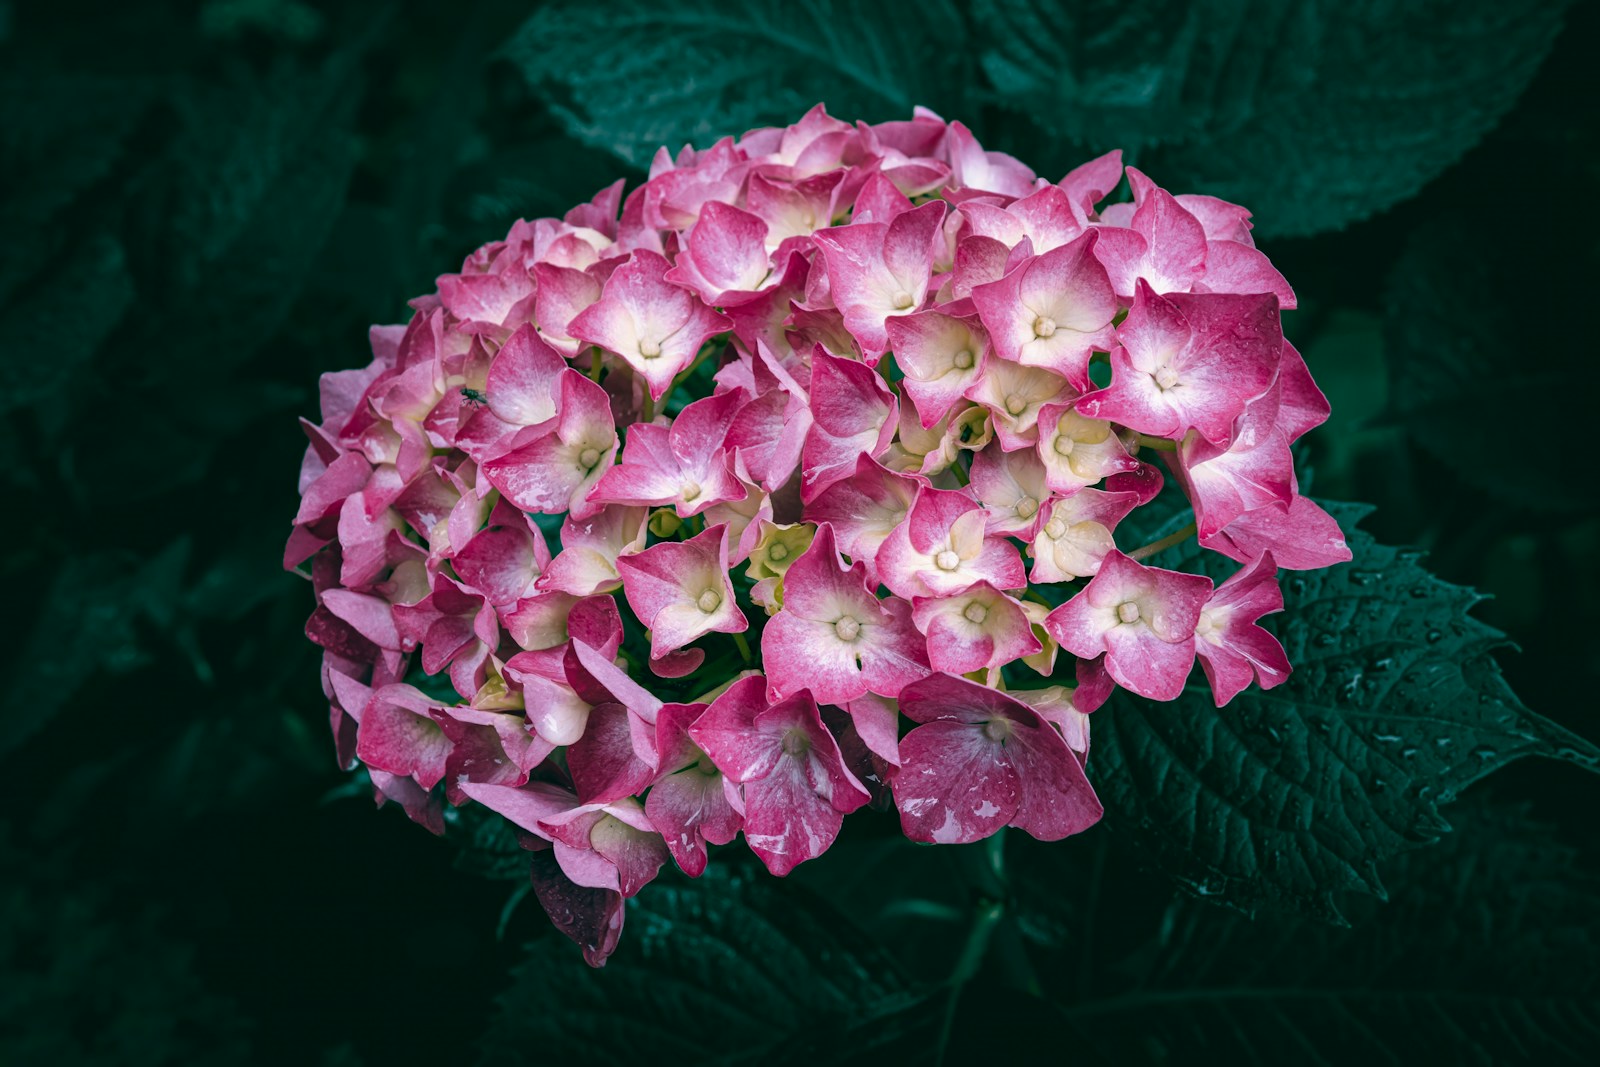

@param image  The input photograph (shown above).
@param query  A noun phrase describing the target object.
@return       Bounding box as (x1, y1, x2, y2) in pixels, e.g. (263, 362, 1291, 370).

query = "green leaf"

(1035, 798, 1600, 1064)
(0, 231, 134, 417)
(0, 828, 253, 1066)
(445, 801, 534, 882)
(1093, 502, 1599, 921)
(0, 66, 151, 302)
(478, 866, 931, 1066)
(505, 0, 971, 167)
(1383, 216, 1595, 515)
(133, 55, 364, 375)
(1, 540, 191, 761)
(974, 0, 1568, 236)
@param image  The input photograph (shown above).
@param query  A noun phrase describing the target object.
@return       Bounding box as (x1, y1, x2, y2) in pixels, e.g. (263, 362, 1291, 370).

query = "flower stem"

(935, 898, 1005, 1064)
(656, 341, 719, 415)
(950, 458, 970, 486)
(1129, 522, 1197, 562)
(1021, 588, 1052, 609)
(640, 392, 655, 424)
(588, 346, 603, 383)
(1134, 433, 1177, 452)
(731, 631, 753, 664)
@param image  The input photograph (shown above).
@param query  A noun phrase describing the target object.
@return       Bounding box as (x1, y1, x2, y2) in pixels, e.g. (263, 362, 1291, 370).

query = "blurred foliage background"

(1, 0, 1596, 1062)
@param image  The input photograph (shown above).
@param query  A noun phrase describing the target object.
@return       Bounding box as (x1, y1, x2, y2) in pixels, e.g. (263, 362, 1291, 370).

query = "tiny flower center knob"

(781, 729, 810, 757)
(891, 289, 915, 310)
(834, 615, 862, 642)
(681, 481, 702, 502)
(1045, 518, 1066, 539)
(934, 549, 961, 571)
(982, 718, 1012, 742)
(1032, 315, 1057, 338)
(1004, 393, 1027, 416)
(1016, 496, 1038, 520)
(1153, 365, 1180, 390)
(952, 348, 975, 370)
(963, 602, 989, 625)
(1053, 434, 1075, 457)
(1195, 609, 1216, 638)
(579, 446, 601, 468)
(1117, 600, 1141, 624)
(768, 542, 789, 562)
(639, 338, 662, 359)
(696, 589, 722, 614)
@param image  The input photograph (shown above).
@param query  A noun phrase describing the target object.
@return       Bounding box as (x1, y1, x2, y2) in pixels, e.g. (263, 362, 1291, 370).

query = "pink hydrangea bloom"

(971, 230, 1117, 389)
(568, 249, 729, 400)
(481, 369, 617, 518)
(1045, 549, 1214, 701)
(877, 486, 1025, 599)
(287, 103, 1340, 966)
(911, 581, 1040, 675)
(762, 523, 929, 705)
(891, 673, 1102, 844)
(1195, 552, 1292, 706)
(1076, 280, 1283, 446)
(615, 523, 747, 660)
(689, 676, 870, 875)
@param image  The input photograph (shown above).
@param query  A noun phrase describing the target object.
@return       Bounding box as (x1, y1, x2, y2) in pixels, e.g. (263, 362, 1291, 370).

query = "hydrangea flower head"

(289, 104, 1342, 965)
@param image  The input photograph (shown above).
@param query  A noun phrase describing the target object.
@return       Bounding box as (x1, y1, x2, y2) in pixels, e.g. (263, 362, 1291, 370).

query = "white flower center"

(1053, 435, 1075, 457)
(1032, 315, 1057, 338)
(768, 542, 789, 561)
(1195, 609, 1216, 637)
(983, 719, 1012, 742)
(934, 549, 961, 572)
(1153, 365, 1179, 390)
(1004, 393, 1027, 416)
(963, 602, 989, 625)
(681, 481, 702, 502)
(781, 729, 810, 756)
(1016, 497, 1038, 520)
(639, 338, 662, 359)
(1044, 518, 1066, 539)
(834, 615, 861, 642)
(1116, 601, 1141, 624)
(579, 447, 601, 468)
(891, 289, 915, 310)
(696, 589, 722, 614)
(952, 348, 975, 370)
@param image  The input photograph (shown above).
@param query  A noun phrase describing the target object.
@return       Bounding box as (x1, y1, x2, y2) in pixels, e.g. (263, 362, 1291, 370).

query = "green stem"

(1129, 522, 1196, 562)
(656, 341, 719, 414)
(949, 458, 970, 487)
(588, 347, 603, 383)
(1134, 433, 1177, 452)
(935, 898, 1005, 1065)
(640, 392, 656, 424)
(731, 631, 752, 664)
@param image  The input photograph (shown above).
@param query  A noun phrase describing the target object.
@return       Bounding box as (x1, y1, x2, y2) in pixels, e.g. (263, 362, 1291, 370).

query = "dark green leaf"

(975, 0, 1568, 236)
(1, 540, 191, 760)
(505, 0, 971, 166)
(1036, 798, 1600, 1064)
(0, 67, 151, 301)
(479, 866, 931, 1066)
(1094, 502, 1599, 921)
(0, 232, 134, 417)
(1383, 216, 1597, 515)
(133, 56, 364, 375)
(0, 828, 253, 1066)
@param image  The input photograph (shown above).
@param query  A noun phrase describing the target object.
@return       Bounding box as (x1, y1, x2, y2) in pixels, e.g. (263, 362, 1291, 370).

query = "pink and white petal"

(1103, 625, 1199, 701)
(892, 720, 1018, 844)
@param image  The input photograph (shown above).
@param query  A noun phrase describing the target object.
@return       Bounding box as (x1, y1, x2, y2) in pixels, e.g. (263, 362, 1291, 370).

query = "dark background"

(3, 1, 1597, 1063)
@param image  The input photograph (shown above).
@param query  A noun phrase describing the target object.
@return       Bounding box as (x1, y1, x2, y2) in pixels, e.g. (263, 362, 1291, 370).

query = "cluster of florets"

(289, 105, 1346, 965)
